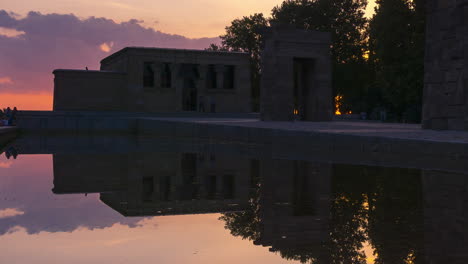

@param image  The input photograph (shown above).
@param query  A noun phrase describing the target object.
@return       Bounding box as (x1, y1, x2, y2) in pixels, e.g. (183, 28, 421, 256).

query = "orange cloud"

(0, 77, 13, 85)
(99, 41, 114, 53)
(0, 27, 25, 38)
(0, 92, 53, 110)
(0, 208, 25, 219)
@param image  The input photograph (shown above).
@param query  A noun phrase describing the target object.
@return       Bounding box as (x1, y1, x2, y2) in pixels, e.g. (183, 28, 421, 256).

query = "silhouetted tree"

(217, 13, 269, 111)
(367, 168, 424, 264)
(205, 43, 229, 52)
(219, 163, 262, 241)
(368, 0, 426, 122)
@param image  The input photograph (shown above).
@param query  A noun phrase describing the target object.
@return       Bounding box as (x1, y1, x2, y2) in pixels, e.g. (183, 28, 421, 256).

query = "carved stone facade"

(260, 26, 333, 121)
(423, 0, 468, 130)
(54, 47, 252, 113)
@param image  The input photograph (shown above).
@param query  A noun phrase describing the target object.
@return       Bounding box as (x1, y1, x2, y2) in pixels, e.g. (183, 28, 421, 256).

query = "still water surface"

(0, 140, 467, 264)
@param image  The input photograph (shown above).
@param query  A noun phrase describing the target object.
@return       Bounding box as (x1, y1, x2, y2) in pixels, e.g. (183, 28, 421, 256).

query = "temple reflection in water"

(51, 150, 468, 264)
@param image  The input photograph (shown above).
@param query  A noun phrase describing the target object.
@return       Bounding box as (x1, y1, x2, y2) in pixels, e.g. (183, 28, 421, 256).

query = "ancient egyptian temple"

(53, 26, 334, 121)
(54, 47, 252, 113)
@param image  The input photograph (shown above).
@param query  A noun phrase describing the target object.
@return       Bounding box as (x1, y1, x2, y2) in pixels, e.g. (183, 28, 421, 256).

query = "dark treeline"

(208, 0, 426, 122)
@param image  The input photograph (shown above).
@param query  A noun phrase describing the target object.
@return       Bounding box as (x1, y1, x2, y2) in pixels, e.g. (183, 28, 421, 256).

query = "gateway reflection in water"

(1, 140, 468, 264)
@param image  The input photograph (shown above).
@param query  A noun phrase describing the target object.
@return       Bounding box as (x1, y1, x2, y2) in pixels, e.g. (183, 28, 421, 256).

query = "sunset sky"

(0, 0, 376, 110)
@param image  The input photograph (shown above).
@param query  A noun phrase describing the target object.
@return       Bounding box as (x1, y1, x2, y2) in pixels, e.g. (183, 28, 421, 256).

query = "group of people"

(0, 107, 18, 126)
(4, 146, 18, 159)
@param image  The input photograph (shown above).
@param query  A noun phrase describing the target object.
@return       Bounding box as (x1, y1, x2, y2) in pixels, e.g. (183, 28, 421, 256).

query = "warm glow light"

(404, 251, 416, 264)
(363, 50, 370, 60)
(364, 241, 378, 264)
(335, 95, 343, 115)
(0, 92, 53, 110)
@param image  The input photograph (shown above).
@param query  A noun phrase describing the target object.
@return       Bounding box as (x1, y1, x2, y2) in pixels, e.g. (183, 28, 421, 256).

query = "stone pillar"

(215, 65, 225, 89)
(198, 65, 208, 112)
(198, 64, 208, 92)
(259, 25, 332, 121)
(422, 0, 468, 130)
(172, 64, 183, 111)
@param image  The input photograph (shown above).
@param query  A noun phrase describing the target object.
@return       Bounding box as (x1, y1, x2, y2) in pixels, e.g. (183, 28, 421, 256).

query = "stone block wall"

(53, 70, 126, 111)
(101, 48, 252, 113)
(423, 0, 468, 130)
(260, 26, 333, 121)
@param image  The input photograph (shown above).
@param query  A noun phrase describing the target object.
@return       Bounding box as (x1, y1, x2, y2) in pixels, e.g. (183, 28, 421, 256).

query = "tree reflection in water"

(219, 160, 262, 242)
(219, 162, 425, 264)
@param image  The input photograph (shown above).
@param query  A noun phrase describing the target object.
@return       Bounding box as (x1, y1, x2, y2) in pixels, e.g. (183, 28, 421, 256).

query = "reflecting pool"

(0, 136, 467, 264)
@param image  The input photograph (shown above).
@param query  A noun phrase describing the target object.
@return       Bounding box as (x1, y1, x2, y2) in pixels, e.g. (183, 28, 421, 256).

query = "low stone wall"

(136, 118, 468, 173)
(14, 111, 468, 172)
(0, 127, 18, 151)
(17, 111, 259, 133)
(54, 70, 127, 111)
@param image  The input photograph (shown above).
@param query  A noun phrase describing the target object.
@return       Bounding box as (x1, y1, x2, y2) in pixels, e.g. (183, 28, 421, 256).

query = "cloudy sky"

(0, 0, 376, 110)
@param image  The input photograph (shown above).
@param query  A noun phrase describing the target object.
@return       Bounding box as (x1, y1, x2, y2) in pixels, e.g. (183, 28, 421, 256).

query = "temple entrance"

(293, 58, 315, 120)
(181, 64, 200, 111)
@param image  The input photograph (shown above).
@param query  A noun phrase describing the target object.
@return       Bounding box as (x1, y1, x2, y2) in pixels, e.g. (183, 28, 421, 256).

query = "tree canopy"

(368, 0, 426, 122)
(209, 0, 426, 122)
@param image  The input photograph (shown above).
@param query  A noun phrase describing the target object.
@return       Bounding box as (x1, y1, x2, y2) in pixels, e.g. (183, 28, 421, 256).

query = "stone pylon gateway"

(423, 0, 468, 130)
(260, 25, 333, 121)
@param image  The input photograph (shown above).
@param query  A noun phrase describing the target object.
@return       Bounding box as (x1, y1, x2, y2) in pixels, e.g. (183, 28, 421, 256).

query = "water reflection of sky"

(0, 154, 301, 264)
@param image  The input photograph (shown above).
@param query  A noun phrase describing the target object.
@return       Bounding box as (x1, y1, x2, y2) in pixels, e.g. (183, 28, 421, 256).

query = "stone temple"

(53, 27, 333, 120)
(54, 48, 252, 113)
(423, 0, 468, 130)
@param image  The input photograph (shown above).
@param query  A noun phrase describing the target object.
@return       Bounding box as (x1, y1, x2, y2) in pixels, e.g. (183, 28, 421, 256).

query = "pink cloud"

(99, 41, 114, 53)
(0, 208, 25, 219)
(0, 26, 25, 38)
(0, 10, 220, 99)
(0, 77, 13, 84)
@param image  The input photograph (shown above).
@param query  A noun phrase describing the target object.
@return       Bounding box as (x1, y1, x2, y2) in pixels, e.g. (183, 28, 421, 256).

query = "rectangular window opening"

(223, 65, 235, 89)
(206, 64, 217, 89)
(143, 62, 155, 87)
(161, 63, 172, 88)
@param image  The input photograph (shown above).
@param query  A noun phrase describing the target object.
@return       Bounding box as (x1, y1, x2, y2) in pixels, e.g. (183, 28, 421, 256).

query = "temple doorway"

(293, 58, 315, 120)
(181, 64, 200, 111)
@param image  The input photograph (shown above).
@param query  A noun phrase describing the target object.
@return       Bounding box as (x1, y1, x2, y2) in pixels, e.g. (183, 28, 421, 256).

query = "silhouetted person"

(10, 147, 18, 159)
(10, 107, 17, 126)
(5, 107, 11, 125)
(5, 147, 18, 159)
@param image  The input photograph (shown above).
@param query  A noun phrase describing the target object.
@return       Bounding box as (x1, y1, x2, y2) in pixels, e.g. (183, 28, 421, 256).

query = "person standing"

(5, 107, 11, 125)
(10, 107, 18, 125)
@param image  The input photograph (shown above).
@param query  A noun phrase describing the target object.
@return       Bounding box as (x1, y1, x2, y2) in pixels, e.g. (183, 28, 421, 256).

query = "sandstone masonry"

(423, 0, 468, 130)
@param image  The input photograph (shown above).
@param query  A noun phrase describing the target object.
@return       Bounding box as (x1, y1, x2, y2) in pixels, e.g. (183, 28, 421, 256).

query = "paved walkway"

(0, 126, 17, 134)
(145, 118, 468, 144)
